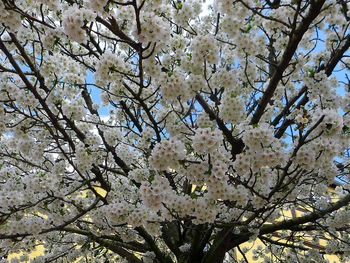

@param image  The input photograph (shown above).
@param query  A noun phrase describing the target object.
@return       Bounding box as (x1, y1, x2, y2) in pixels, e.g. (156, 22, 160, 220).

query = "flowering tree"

(0, 0, 350, 262)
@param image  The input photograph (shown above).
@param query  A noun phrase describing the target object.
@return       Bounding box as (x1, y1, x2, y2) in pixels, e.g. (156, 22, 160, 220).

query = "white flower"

(179, 243, 191, 252)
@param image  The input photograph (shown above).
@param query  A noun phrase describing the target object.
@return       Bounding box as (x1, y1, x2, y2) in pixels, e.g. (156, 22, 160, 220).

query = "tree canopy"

(0, 0, 350, 262)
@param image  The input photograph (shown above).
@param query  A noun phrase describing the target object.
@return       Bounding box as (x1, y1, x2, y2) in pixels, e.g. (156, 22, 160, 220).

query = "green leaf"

(243, 24, 252, 33)
(308, 68, 315, 78)
(59, 208, 65, 216)
(325, 123, 333, 130)
(205, 166, 212, 175)
(190, 192, 198, 199)
(148, 174, 155, 184)
(86, 148, 92, 155)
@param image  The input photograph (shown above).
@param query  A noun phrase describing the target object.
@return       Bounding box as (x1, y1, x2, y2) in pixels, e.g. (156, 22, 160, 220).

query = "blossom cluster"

(132, 12, 170, 44)
(192, 128, 223, 154)
(62, 4, 95, 42)
(94, 51, 130, 86)
(158, 69, 192, 101)
(149, 138, 186, 170)
(190, 34, 220, 65)
(219, 93, 246, 124)
(0, 2, 21, 30)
